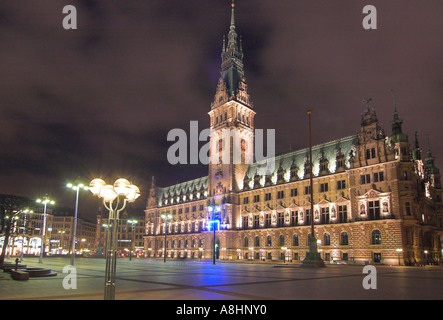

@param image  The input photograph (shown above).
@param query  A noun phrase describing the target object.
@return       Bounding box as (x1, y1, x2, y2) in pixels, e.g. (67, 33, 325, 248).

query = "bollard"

(15, 258, 20, 271)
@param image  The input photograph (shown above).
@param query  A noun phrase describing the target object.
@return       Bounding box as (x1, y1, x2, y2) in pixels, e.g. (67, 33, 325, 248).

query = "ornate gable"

(212, 77, 229, 109)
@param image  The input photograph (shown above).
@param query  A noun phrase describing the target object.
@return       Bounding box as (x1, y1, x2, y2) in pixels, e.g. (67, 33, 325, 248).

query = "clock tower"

(207, 1, 255, 229)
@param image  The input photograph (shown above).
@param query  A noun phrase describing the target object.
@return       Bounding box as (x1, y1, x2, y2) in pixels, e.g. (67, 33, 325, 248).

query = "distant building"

(143, 3, 443, 265)
(0, 203, 96, 257)
(96, 208, 146, 257)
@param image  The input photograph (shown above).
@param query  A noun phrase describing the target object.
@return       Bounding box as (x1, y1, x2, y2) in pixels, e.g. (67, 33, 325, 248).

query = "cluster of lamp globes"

(89, 178, 140, 202)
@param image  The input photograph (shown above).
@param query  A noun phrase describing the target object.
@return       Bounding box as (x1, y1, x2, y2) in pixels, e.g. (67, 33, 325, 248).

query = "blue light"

(206, 220, 220, 231)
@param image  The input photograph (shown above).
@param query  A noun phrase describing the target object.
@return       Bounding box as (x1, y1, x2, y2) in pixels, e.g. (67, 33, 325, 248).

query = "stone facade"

(143, 3, 443, 266)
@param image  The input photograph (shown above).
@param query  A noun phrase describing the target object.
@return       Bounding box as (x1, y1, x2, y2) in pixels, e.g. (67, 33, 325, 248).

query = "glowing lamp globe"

(99, 185, 118, 201)
(89, 179, 106, 196)
(126, 185, 140, 202)
(114, 179, 131, 196)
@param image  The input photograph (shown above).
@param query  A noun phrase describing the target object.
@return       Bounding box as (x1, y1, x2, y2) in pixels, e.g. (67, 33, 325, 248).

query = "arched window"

(324, 233, 331, 246)
(279, 235, 285, 246)
(244, 237, 249, 247)
(293, 234, 299, 246)
(371, 230, 382, 244)
(267, 235, 272, 247)
(341, 232, 348, 245)
(255, 236, 260, 247)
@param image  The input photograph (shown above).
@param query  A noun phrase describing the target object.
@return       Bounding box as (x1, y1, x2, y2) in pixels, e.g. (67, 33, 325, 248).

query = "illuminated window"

(267, 235, 272, 246)
(371, 230, 382, 244)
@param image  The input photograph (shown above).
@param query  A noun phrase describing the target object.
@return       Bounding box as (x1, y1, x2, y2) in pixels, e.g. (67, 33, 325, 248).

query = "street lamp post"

(89, 178, 140, 300)
(102, 224, 109, 257)
(127, 219, 138, 261)
(161, 213, 172, 262)
(36, 196, 55, 263)
(207, 200, 220, 266)
(67, 182, 89, 266)
(20, 209, 33, 262)
(302, 109, 325, 267)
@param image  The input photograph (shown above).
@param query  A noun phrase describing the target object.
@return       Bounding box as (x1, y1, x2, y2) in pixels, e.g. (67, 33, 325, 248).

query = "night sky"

(1, 0, 442, 221)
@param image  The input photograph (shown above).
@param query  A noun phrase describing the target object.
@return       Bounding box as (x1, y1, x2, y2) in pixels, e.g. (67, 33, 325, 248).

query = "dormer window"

(366, 148, 376, 160)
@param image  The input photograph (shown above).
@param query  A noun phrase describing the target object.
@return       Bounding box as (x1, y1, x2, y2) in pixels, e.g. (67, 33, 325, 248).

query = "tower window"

(366, 148, 376, 160)
(373, 172, 384, 182)
(320, 183, 328, 192)
(361, 174, 371, 184)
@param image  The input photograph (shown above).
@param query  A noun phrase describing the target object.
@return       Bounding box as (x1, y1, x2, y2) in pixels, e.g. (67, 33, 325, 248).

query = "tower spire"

(218, 0, 246, 99)
(230, 0, 236, 30)
(389, 90, 407, 143)
(391, 89, 397, 111)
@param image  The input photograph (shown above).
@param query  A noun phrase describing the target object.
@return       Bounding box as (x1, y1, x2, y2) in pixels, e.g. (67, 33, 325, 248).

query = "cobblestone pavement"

(0, 256, 442, 300)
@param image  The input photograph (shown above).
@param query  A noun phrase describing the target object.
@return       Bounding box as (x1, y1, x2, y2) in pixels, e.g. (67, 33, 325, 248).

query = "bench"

(25, 268, 57, 277)
(10, 270, 29, 281)
(2, 265, 27, 273)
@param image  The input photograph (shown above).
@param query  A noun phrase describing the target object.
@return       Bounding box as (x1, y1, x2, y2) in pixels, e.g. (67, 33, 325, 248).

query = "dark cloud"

(0, 0, 442, 220)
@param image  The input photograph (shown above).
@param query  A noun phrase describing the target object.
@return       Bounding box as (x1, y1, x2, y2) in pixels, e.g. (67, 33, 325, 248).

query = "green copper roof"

(156, 176, 208, 207)
(242, 135, 358, 189)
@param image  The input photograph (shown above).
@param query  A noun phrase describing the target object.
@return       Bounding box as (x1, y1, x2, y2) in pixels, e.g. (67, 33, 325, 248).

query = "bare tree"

(0, 194, 32, 265)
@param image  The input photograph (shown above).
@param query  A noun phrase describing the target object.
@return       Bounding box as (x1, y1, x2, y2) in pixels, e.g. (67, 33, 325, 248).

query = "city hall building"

(143, 3, 443, 265)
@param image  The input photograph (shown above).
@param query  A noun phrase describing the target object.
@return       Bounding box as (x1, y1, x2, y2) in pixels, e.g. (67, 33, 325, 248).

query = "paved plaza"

(0, 257, 442, 300)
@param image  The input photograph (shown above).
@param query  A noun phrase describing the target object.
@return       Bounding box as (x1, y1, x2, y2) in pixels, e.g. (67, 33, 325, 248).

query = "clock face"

(218, 139, 224, 152)
(241, 139, 247, 152)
